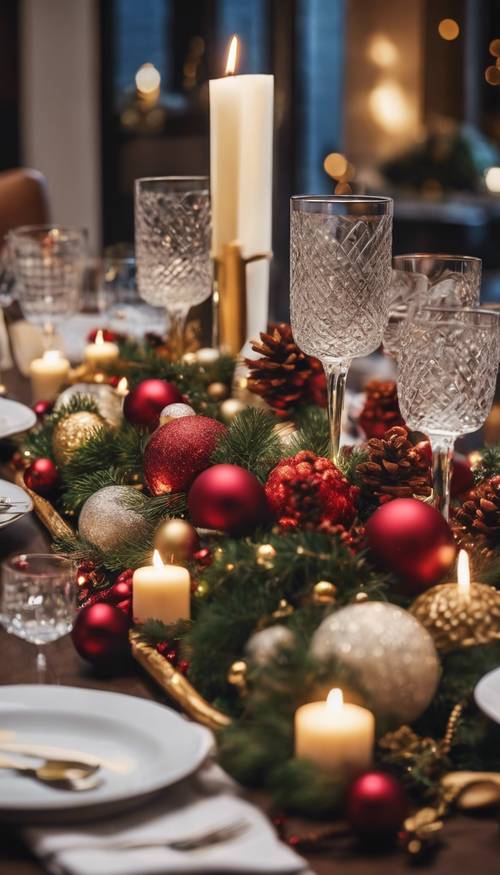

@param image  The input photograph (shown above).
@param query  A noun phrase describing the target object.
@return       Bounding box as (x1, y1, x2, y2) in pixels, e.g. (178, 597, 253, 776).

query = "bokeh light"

(367, 34, 399, 68)
(135, 63, 161, 94)
(485, 167, 500, 192)
(438, 19, 460, 41)
(485, 65, 500, 85)
(323, 152, 348, 179)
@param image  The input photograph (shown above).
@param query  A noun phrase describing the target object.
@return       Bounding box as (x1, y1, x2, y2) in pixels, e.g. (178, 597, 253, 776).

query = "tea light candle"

(295, 688, 374, 779)
(29, 350, 70, 402)
(133, 550, 190, 625)
(84, 330, 119, 369)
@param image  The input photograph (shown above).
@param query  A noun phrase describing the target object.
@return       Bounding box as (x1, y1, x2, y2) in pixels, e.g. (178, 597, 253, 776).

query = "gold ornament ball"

(207, 381, 229, 402)
(153, 518, 200, 564)
(312, 580, 337, 605)
(219, 397, 246, 424)
(410, 582, 500, 654)
(227, 659, 247, 690)
(256, 543, 276, 568)
(52, 411, 106, 466)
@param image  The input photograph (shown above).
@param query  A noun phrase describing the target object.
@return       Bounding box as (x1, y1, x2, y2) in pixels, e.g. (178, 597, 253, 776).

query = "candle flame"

(326, 688, 343, 714)
(95, 330, 104, 346)
(153, 549, 164, 570)
(43, 350, 61, 362)
(225, 35, 238, 76)
(117, 377, 129, 396)
(457, 549, 471, 604)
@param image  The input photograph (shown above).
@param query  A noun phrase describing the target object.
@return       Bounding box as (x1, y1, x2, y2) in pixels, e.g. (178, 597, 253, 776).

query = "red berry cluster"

(156, 640, 189, 674)
(78, 566, 133, 621)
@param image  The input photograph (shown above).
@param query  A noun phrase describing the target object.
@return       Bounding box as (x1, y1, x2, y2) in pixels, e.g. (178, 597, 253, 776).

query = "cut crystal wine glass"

(135, 177, 211, 359)
(398, 307, 499, 519)
(290, 195, 393, 459)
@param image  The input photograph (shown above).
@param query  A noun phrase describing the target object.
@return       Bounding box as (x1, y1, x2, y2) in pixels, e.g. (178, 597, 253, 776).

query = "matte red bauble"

(347, 771, 408, 841)
(144, 416, 227, 495)
(24, 458, 59, 498)
(366, 498, 456, 595)
(71, 603, 130, 667)
(32, 399, 53, 419)
(123, 379, 182, 431)
(188, 464, 268, 534)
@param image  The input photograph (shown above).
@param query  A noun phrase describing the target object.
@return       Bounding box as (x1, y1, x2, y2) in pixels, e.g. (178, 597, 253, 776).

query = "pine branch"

(289, 406, 329, 457)
(138, 617, 192, 646)
(211, 408, 283, 482)
(337, 446, 369, 485)
(474, 444, 500, 484)
(53, 530, 153, 573)
(23, 394, 100, 461)
(61, 467, 128, 514)
(122, 490, 187, 523)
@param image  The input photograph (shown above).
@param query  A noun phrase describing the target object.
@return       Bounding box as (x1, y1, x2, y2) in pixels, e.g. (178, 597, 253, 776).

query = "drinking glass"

(0, 554, 76, 683)
(135, 177, 211, 359)
(398, 307, 500, 519)
(384, 254, 481, 357)
(7, 225, 87, 349)
(290, 195, 393, 459)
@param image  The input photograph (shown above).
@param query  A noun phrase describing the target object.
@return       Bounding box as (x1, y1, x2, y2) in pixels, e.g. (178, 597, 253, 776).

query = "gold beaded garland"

(153, 518, 200, 564)
(52, 411, 106, 466)
(207, 381, 229, 401)
(312, 580, 337, 605)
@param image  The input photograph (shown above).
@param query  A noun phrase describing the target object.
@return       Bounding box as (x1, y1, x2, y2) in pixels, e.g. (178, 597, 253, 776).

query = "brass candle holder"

(213, 241, 272, 356)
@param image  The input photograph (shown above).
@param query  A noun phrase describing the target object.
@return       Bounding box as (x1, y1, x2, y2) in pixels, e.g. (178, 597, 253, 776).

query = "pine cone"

(357, 426, 432, 502)
(246, 324, 323, 418)
(358, 380, 404, 439)
(454, 475, 500, 553)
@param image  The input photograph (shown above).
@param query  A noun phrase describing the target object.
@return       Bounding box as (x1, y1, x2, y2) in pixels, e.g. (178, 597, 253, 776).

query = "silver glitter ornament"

(159, 402, 195, 426)
(78, 485, 149, 552)
(311, 602, 440, 725)
(56, 383, 123, 427)
(246, 625, 295, 667)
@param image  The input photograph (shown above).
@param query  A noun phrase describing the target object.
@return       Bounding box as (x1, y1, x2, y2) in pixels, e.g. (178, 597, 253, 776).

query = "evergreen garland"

(211, 408, 283, 482)
(473, 444, 500, 484)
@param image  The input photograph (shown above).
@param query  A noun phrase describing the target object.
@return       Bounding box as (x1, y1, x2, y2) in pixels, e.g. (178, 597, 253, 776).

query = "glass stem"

(430, 435, 455, 521)
(167, 307, 188, 361)
(323, 360, 350, 463)
(36, 650, 47, 684)
(42, 322, 55, 352)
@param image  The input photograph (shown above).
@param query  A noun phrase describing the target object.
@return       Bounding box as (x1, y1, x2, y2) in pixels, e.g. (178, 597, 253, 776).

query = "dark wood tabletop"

(0, 368, 498, 874)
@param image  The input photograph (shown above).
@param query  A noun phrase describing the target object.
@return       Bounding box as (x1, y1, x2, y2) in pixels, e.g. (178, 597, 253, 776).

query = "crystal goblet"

(397, 307, 499, 519)
(290, 195, 393, 459)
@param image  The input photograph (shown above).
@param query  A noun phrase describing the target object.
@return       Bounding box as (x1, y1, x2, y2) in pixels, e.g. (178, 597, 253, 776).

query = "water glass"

(290, 195, 393, 459)
(135, 177, 211, 359)
(0, 554, 76, 682)
(398, 307, 499, 519)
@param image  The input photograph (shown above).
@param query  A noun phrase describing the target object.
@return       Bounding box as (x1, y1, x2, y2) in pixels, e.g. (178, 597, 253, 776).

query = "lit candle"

(132, 550, 191, 625)
(457, 549, 471, 606)
(29, 350, 70, 402)
(209, 35, 273, 345)
(84, 330, 119, 369)
(295, 688, 374, 780)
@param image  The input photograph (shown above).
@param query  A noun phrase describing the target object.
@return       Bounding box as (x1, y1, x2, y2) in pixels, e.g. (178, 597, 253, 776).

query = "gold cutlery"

(0, 755, 101, 791)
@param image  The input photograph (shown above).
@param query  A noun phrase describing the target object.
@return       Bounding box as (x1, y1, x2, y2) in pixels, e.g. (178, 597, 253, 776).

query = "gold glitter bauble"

(52, 411, 106, 465)
(410, 582, 500, 654)
(312, 580, 337, 605)
(153, 518, 200, 564)
(219, 398, 246, 424)
(227, 659, 247, 689)
(207, 381, 229, 401)
(256, 543, 276, 568)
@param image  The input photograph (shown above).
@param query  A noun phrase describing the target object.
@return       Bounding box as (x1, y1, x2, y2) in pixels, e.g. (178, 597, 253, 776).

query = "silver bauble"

(78, 485, 149, 552)
(246, 625, 295, 667)
(159, 402, 195, 426)
(56, 383, 123, 427)
(310, 602, 440, 725)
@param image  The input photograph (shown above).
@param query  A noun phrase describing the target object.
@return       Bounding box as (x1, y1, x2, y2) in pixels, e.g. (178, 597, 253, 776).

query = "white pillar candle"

(295, 688, 374, 780)
(133, 550, 191, 625)
(84, 330, 119, 368)
(209, 36, 273, 345)
(29, 350, 70, 402)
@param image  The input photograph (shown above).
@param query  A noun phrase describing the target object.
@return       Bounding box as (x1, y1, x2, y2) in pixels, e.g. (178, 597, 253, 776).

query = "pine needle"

(211, 408, 283, 481)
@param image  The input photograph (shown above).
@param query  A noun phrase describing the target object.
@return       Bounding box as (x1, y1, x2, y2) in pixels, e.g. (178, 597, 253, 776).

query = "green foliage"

(138, 617, 192, 646)
(61, 467, 128, 514)
(211, 408, 283, 482)
(289, 406, 329, 456)
(473, 444, 500, 484)
(53, 531, 153, 574)
(24, 394, 99, 461)
(122, 490, 187, 524)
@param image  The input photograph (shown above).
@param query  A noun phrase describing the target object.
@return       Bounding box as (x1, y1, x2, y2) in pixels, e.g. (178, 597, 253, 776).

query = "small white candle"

(457, 549, 471, 606)
(84, 330, 119, 369)
(29, 350, 70, 402)
(133, 550, 191, 625)
(295, 688, 374, 779)
(116, 377, 129, 398)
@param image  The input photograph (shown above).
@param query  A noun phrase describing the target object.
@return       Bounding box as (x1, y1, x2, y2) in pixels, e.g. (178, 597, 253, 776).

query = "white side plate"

(0, 398, 36, 439)
(475, 666, 500, 725)
(0, 478, 33, 529)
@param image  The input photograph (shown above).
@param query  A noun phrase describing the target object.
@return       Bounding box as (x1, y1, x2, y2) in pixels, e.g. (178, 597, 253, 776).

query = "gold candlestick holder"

(213, 241, 271, 356)
(410, 581, 500, 654)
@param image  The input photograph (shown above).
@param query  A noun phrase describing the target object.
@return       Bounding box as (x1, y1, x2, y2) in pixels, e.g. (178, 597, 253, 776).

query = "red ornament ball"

(366, 497, 456, 595)
(347, 771, 408, 841)
(144, 415, 227, 495)
(24, 458, 59, 498)
(87, 327, 121, 343)
(451, 454, 474, 498)
(265, 451, 359, 531)
(188, 464, 268, 534)
(71, 603, 130, 667)
(33, 399, 53, 419)
(123, 379, 182, 431)
(106, 579, 133, 604)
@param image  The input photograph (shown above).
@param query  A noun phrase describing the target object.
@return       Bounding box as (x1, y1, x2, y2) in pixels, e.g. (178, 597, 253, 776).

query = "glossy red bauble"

(365, 497, 456, 594)
(24, 458, 59, 498)
(123, 379, 182, 431)
(71, 603, 130, 667)
(347, 771, 408, 841)
(188, 464, 268, 534)
(32, 400, 53, 419)
(451, 454, 474, 498)
(106, 579, 133, 604)
(144, 416, 227, 495)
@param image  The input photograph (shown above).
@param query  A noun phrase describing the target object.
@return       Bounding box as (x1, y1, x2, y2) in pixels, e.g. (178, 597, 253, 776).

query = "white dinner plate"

(0, 397, 36, 439)
(474, 666, 500, 725)
(0, 685, 213, 820)
(0, 478, 33, 530)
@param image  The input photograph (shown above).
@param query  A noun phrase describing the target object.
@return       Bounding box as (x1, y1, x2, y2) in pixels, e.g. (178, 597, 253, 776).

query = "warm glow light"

(490, 39, 500, 58)
(225, 35, 239, 76)
(117, 377, 129, 396)
(468, 450, 482, 469)
(438, 19, 460, 41)
(153, 549, 164, 570)
(135, 63, 161, 94)
(323, 152, 348, 180)
(43, 350, 61, 363)
(457, 550, 471, 604)
(485, 65, 500, 86)
(326, 688, 343, 714)
(485, 167, 500, 192)
(368, 81, 410, 132)
(368, 34, 399, 68)
(95, 330, 104, 346)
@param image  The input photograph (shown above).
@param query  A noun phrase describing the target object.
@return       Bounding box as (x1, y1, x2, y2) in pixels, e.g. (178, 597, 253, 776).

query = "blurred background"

(1, 0, 500, 320)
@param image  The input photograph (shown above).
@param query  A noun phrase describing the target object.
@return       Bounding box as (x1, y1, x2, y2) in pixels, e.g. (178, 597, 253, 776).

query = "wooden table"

(0, 370, 499, 874)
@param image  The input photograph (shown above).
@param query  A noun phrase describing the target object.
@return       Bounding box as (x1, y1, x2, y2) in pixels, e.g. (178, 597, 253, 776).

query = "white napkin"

(25, 760, 308, 875)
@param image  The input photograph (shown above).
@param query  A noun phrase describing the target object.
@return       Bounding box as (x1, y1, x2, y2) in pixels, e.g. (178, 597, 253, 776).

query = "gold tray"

(15, 470, 231, 731)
